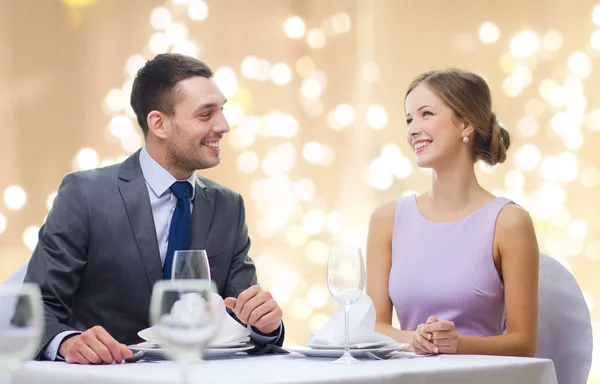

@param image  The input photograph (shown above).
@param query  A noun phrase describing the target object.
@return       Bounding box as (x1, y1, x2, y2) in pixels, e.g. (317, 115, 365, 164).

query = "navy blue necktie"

(163, 181, 193, 280)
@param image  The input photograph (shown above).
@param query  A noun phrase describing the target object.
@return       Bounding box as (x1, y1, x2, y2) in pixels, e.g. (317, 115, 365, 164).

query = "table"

(12, 354, 557, 384)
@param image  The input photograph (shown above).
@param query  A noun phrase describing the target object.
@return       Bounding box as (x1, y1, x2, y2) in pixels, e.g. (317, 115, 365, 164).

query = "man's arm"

(24, 173, 90, 360)
(222, 194, 258, 298)
(43, 331, 81, 361)
(223, 194, 284, 346)
(24, 173, 133, 364)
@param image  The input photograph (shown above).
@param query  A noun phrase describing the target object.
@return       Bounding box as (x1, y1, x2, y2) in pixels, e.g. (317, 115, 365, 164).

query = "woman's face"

(405, 83, 465, 169)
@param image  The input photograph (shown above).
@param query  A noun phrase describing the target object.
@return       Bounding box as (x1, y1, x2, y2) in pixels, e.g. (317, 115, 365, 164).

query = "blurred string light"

(284, 12, 351, 50)
(0, 212, 6, 235)
(366, 105, 388, 130)
(303, 142, 335, 166)
(478, 21, 500, 44)
(46, 192, 58, 211)
(593, 4, 600, 26)
(22, 226, 40, 251)
(542, 30, 563, 51)
(270, 63, 292, 85)
(187, 0, 208, 21)
(327, 104, 355, 130)
(590, 30, 600, 50)
(4, 186, 26, 210)
(241, 56, 271, 81)
(509, 30, 540, 58)
(74, 148, 100, 170)
(296, 56, 316, 77)
(283, 16, 305, 39)
(364, 144, 413, 191)
(328, 13, 352, 35)
(307, 28, 327, 49)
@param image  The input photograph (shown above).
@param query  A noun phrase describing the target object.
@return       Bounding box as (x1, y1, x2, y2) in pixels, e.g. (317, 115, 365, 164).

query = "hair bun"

(487, 113, 511, 165)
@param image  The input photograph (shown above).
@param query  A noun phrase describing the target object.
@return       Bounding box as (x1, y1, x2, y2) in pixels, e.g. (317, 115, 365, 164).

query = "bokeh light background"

(0, 0, 598, 380)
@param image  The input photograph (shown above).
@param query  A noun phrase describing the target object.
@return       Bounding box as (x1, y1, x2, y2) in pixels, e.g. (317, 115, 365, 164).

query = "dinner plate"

(137, 328, 160, 344)
(128, 342, 254, 360)
(286, 343, 407, 358)
(306, 340, 394, 350)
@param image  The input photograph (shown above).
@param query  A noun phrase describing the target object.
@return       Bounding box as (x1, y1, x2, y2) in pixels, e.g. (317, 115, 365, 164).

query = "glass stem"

(0, 374, 12, 384)
(180, 361, 190, 384)
(344, 302, 351, 354)
(0, 365, 14, 384)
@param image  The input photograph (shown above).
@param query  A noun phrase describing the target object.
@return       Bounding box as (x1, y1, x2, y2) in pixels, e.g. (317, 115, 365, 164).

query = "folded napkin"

(139, 292, 250, 346)
(308, 294, 395, 347)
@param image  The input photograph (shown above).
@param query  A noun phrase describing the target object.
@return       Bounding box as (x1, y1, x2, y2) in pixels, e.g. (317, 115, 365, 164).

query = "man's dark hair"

(130, 53, 214, 136)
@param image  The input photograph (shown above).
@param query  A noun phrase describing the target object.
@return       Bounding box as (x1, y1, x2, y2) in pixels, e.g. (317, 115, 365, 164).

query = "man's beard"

(166, 123, 220, 174)
(169, 144, 216, 174)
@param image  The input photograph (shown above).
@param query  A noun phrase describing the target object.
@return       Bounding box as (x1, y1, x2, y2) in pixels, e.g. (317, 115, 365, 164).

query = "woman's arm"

(459, 204, 539, 356)
(424, 204, 539, 357)
(366, 201, 424, 346)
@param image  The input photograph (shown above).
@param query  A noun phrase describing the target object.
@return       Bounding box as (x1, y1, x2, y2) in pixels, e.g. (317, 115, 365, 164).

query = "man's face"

(163, 76, 230, 172)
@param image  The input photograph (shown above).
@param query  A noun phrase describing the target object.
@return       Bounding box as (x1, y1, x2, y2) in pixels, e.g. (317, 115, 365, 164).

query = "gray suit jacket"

(24, 150, 283, 359)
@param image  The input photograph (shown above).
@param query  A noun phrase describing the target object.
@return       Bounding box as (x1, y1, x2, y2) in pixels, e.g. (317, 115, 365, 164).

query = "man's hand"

(223, 285, 282, 335)
(59, 326, 133, 364)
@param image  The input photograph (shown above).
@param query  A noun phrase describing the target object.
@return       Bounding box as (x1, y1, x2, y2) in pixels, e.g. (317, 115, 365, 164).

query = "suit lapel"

(117, 151, 162, 289)
(190, 176, 214, 251)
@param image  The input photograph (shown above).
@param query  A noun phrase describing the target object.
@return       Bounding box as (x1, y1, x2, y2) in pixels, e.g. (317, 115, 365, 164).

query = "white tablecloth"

(12, 354, 557, 384)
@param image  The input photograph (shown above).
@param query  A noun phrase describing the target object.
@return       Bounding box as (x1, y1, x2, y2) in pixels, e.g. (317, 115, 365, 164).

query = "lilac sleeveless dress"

(389, 195, 513, 337)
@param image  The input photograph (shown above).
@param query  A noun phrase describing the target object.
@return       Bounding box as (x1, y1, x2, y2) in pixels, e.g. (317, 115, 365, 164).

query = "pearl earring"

(463, 136, 469, 143)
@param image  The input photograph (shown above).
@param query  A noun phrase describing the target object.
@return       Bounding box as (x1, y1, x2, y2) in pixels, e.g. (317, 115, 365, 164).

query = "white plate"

(129, 342, 254, 360)
(306, 340, 394, 350)
(137, 328, 160, 344)
(138, 328, 249, 347)
(286, 343, 408, 359)
(134, 340, 248, 349)
(208, 342, 250, 349)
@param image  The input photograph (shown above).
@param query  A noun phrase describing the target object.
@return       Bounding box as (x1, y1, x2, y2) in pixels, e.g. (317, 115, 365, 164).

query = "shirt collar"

(139, 147, 196, 199)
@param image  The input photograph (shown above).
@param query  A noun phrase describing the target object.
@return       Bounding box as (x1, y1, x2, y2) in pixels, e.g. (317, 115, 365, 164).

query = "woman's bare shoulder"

(370, 200, 397, 224)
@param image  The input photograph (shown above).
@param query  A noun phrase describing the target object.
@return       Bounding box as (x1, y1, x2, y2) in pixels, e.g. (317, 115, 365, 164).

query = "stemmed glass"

(0, 284, 43, 384)
(171, 250, 211, 281)
(150, 280, 220, 382)
(326, 246, 366, 365)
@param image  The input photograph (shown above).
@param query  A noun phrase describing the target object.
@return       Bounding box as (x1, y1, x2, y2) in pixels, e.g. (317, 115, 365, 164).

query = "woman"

(366, 69, 539, 357)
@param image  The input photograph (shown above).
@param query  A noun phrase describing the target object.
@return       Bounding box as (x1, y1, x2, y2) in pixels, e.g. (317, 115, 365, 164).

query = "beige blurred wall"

(0, 0, 598, 380)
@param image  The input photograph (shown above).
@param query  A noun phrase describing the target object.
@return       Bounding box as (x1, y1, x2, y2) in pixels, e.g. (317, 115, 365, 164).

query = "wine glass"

(0, 284, 43, 383)
(326, 247, 366, 365)
(171, 250, 211, 281)
(150, 280, 220, 382)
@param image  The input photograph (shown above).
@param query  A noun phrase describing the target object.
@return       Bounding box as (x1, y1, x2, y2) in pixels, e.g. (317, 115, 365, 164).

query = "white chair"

(536, 253, 593, 384)
(2, 262, 28, 285)
(0, 262, 29, 326)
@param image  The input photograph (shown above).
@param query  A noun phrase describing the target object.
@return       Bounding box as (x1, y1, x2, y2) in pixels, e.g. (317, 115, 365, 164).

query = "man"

(24, 53, 284, 364)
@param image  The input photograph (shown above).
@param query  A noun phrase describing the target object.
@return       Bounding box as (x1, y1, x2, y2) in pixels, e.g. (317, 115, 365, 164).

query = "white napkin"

(138, 292, 250, 346)
(308, 294, 395, 348)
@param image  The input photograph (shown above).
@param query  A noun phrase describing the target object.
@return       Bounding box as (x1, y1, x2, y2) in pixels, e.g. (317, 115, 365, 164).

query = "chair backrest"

(536, 254, 593, 384)
(0, 262, 29, 326)
(2, 262, 28, 285)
